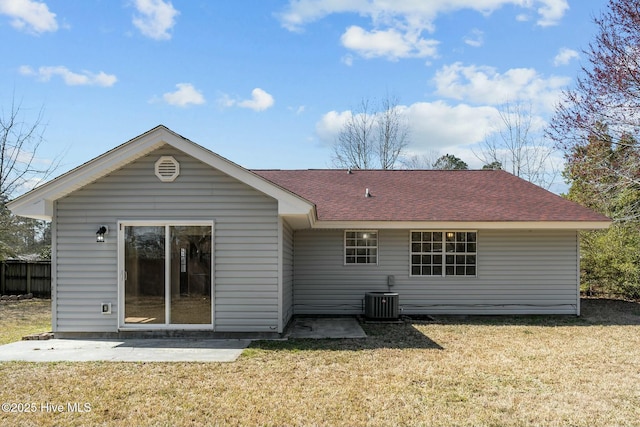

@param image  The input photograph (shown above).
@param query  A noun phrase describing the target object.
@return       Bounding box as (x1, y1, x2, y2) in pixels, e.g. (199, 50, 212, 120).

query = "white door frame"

(117, 220, 215, 331)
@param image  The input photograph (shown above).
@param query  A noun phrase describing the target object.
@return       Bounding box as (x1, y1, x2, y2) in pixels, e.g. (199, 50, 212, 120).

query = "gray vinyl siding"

(282, 219, 294, 328)
(294, 229, 580, 315)
(54, 145, 280, 333)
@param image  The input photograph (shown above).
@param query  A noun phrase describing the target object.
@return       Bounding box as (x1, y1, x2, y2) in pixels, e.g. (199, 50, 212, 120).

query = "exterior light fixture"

(96, 226, 108, 243)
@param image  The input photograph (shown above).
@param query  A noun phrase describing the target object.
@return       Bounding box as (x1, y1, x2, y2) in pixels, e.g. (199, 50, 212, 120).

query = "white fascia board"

(8, 127, 169, 219)
(9, 199, 53, 220)
(276, 197, 314, 216)
(280, 213, 315, 230)
(310, 220, 612, 230)
(7, 125, 314, 219)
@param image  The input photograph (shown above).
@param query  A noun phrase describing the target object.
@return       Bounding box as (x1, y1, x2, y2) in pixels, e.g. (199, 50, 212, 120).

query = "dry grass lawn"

(0, 299, 51, 345)
(1, 298, 639, 426)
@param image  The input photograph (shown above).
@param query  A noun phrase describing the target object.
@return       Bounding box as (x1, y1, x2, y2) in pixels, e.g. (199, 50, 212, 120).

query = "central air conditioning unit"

(364, 292, 399, 320)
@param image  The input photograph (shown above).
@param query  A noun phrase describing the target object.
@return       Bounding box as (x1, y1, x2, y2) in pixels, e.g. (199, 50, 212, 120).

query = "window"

(410, 231, 443, 276)
(345, 230, 378, 264)
(411, 231, 476, 276)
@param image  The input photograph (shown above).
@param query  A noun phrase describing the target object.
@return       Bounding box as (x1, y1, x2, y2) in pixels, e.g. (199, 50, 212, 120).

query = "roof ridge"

(250, 168, 507, 172)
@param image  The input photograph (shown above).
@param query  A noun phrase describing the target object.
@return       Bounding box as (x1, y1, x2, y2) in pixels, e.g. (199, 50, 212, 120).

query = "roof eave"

(7, 199, 53, 221)
(7, 125, 315, 220)
(310, 220, 612, 230)
(7, 126, 171, 220)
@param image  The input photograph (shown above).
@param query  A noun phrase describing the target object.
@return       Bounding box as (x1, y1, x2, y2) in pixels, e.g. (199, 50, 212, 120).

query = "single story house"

(8, 126, 611, 336)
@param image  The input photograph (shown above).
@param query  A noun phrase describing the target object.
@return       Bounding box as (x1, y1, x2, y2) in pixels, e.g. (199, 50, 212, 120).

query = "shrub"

(581, 223, 640, 299)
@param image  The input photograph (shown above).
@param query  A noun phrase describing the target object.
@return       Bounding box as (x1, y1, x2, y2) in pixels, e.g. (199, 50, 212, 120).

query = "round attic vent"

(155, 156, 180, 182)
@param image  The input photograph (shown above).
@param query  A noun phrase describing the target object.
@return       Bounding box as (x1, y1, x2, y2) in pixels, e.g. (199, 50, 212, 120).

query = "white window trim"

(409, 230, 478, 278)
(344, 230, 379, 266)
(117, 220, 215, 331)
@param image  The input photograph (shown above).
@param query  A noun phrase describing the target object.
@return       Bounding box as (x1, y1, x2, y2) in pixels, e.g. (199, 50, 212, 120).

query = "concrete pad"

(0, 338, 250, 362)
(286, 317, 367, 339)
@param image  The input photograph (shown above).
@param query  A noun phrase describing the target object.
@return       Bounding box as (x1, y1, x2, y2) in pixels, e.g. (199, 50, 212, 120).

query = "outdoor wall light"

(96, 226, 109, 243)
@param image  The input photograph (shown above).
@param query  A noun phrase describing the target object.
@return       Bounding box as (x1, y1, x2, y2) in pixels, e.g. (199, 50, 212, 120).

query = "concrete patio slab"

(286, 317, 367, 339)
(0, 318, 366, 361)
(0, 338, 250, 362)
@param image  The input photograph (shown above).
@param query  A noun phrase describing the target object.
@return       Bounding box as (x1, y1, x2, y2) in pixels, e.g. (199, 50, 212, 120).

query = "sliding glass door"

(124, 226, 166, 324)
(169, 225, 212, 324)
(122, 223, 213, 328)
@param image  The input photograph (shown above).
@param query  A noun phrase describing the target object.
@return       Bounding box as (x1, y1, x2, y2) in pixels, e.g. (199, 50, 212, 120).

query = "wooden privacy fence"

(0, 260, 51, 298)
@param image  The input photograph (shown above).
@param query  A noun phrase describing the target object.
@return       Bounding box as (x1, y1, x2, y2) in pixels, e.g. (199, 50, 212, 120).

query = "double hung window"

(410, 231, 477, 277)
(345, 231, 378, 264)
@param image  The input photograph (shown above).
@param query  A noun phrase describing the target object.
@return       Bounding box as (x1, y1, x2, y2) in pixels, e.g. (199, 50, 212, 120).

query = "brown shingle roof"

(252, 169, 610, 223)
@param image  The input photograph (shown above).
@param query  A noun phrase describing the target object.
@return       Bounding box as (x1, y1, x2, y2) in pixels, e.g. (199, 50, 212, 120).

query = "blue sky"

(0, 0, 607, 194)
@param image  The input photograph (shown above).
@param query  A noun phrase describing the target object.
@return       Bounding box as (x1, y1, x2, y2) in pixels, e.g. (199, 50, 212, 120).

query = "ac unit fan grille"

(364, 292, 399, 320)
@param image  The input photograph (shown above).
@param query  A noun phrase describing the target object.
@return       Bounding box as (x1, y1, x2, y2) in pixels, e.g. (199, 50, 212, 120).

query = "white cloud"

(536, 0, 569, 27)
(315, 101, 500, 152)
(403, 101, 500, 151)
(314, 98, 559, 174)
(463, 28, 484, 47)
(553, 47, 579, 66)
(0, 0, 58, 33)
(341, 54, 354, 66)
(315, 110, 353, 143)
(278, 1, 569, 32)
(278, 0, 356, 32)
(315, 97, 559, 184)
(132, 0, 179, 40)
(220, 88, 275, 112)
(162, 83, 205, 107)
(217, 93, 235, 109)
(278, 1, 568, 61)
(239, 88, 275, 111)
(341, 25, 438, 60)
(433, 62, 570, 111)
(19, 65, 117, 86)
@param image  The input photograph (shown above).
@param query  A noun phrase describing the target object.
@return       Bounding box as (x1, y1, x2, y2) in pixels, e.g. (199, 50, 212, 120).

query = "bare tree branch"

(0, 95, 61, 259)
(332, 95, 410, 169)
(0, 96, 62, 199)
(399, 150, 441, 169)
(377, 95, 409, 169)
(547, 0, 640, 220)
(475, 100, 559, 189)
(332, 99, 375, 169)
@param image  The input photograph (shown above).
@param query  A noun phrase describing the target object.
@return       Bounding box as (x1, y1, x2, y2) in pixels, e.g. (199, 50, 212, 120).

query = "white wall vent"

(155, 156, 180, 182)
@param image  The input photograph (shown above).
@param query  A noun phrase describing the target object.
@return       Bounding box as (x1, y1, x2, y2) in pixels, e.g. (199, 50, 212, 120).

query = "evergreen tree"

(433, 154, 468, 170)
